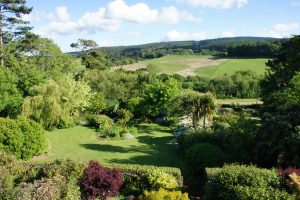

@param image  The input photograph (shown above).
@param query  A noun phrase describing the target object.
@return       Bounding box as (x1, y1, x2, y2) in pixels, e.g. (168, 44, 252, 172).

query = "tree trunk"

(203, 113, 206, 128)
(0, 6, 3, 66)
(192, 113, 200, 129)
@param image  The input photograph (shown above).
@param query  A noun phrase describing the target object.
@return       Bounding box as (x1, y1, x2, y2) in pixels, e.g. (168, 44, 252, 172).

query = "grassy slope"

(195, 58, 268, 78)
(141, 55, 209, 74)
(46, 124, 181, 167)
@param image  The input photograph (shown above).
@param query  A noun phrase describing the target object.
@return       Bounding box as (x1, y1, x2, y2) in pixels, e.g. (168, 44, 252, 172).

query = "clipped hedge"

(0, 156, 183, 199)
(0, 156, 85, 200)
(203, 165, 294, 200)
(105, 163, 183, 196)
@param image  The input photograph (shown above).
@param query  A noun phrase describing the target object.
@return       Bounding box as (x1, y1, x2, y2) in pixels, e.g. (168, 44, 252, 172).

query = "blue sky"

(24, 0, 300, 52)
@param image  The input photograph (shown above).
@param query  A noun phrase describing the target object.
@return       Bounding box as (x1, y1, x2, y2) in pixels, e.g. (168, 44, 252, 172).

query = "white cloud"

(48, 7, 70, 22)
(35, 1, 201, 39)
(221, 29, 236, 37)
(262, 23, 300, 38)
(291, 1, 300, 7)
(78, 8, 121, 32)
(105, 0, 158, 23)
(158, 6, 202, 24)
(22, 10, 46, 22)
(178, 0, 248, 9)
(165, 30, 207, 41)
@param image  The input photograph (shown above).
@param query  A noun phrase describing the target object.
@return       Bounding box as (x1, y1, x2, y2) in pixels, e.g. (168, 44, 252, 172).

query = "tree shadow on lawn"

(80, 135, 181, 167)
(137, 124, 172, 135)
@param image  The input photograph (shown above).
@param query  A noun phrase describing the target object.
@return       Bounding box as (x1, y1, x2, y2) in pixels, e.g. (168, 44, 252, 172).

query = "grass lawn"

(195, 58, 268, 78)
(45, 124, 182, 168)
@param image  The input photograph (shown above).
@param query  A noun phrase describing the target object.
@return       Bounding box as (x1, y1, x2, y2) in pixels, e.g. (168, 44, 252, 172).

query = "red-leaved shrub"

(279, 167, 300, 178)
(80, 161, 122, 200)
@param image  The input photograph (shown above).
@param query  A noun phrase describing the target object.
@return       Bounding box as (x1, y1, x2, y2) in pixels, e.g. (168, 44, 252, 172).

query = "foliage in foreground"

(0, 154, 183, 199)
(203, 165, 294, 200)
(80, 161, 122, 200)
(139, 189, 189, 200)
(0, 117, 46, 160)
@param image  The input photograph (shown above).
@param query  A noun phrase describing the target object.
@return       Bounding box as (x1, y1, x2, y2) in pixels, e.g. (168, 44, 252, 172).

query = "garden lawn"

(45, 124, 181, 168)
(195, 58, 268, 78)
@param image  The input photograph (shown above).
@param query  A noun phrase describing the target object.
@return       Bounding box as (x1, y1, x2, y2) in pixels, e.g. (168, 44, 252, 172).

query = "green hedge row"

(0, 154, 183, 199)
(105, 163, 182, 185)
(204, 165, 295, 200)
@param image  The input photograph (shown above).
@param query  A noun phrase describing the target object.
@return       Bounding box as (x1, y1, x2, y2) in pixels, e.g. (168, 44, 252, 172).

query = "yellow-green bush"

(147, 169, 179, 190)
(139, 189, 189, 200)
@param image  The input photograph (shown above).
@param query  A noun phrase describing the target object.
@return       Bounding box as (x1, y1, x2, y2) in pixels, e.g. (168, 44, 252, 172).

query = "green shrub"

(106, 163, 182, 196)
(10, 175, 71, 200)
(0, 159, 84, 200)
(234, 186, 295, 200)
(146, 169, 179, 190)
(185, 143, 225, 169)
(203, 165, 292, 200)
(178, 129, 227, 152)
(128, 126, 138, 136)
(139, 189, 189, 200)
(99, 125, 122, 139)
(95, 114, 113, 129)
(0, 117, 46, 160)
(117, 108, 133, 128)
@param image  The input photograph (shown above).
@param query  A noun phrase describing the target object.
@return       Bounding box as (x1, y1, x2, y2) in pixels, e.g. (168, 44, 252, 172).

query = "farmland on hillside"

(114, 55, 268, 77)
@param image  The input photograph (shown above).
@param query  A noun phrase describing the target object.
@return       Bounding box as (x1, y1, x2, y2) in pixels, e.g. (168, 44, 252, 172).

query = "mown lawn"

(195, 58, 268, 77)
(45, 124, 182, 167)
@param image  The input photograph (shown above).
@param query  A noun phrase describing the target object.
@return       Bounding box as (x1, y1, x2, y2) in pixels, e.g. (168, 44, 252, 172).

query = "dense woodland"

(0, 1, 300, 200)
(69, 37, 281, 65)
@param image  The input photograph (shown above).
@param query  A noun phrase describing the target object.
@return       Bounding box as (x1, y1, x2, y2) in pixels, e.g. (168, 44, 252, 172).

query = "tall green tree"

(0, 0, 32, 65)
(0, 66, 23, 116)
(22, 75, 91, 130)
(257, 35, 300, 167)
(142, 78, 180, 118)
(170, 90, 216, 129)
(70, 39, 98, 52)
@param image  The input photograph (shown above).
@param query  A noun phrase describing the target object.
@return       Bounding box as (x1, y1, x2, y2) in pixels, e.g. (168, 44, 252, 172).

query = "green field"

(141, 55, 210, 74)
(124, 55, 269, 77)
(195, 58, 268, 77)
(45, 124, 181, 167)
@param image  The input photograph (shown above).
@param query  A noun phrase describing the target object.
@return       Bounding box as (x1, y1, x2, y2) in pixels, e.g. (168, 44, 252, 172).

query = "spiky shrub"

(80, 161, 122, 200)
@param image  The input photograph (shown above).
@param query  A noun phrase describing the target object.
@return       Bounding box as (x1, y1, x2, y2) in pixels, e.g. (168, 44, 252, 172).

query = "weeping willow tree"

(22, 75, 91, 130)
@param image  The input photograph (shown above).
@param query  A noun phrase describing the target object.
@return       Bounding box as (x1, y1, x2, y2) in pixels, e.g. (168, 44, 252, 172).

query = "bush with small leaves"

(146, 169, 179, 190)
(95, 114, 113, 129)
(139, 189, 189, 200)
(0, 117, 46, 160)
(80, 161, 122, 200)
(185, 143, 226, 169)
(203, 165, 293, 200)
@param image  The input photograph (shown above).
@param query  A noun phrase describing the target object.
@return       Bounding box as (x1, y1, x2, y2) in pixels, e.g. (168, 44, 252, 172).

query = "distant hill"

(69, 37, 278, 54)
(68, 37, 281, 65)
